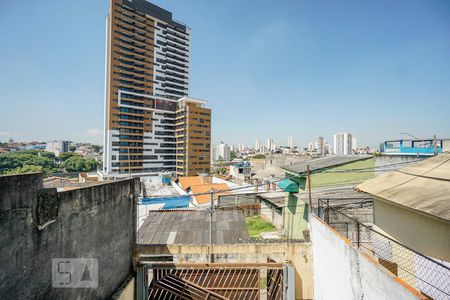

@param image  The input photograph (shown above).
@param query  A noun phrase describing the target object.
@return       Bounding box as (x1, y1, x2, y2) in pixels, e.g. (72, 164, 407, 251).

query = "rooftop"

(358, 153, 450, 222)
(138, 209, 248, 244)
(177, 176, 232, 205)
(280, 155, 373, 175)
(189, 183, 229, 205)
(257, 191, 285, 207)
(177, 176, 205, 189)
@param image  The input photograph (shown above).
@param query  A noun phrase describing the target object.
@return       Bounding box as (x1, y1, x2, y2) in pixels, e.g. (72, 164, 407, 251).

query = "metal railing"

(318, 199, 450, 300)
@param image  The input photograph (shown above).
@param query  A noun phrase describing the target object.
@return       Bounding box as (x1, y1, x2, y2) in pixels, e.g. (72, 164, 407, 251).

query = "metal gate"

(138, 263, 286, 300)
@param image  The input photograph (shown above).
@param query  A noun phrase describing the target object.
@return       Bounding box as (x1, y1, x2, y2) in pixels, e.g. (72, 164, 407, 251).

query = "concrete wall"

(134, 243, 313, 299)
(0, 173, 140, 299)
(310, 216, 423, 300)
(373, 198, 450, 262)
(260, 201, 283, 229)
(284, 193, 309, 239)
(374, 155, 425, 176)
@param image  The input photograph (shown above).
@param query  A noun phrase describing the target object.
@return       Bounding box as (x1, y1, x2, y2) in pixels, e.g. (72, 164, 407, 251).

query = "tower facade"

(103, 0, 210, 177)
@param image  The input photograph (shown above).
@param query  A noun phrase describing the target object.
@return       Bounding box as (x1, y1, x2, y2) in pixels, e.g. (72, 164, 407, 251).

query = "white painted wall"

(311, 216, 421, 300)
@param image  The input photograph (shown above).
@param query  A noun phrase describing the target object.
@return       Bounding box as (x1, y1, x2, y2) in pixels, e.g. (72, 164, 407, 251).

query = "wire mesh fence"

(318, 199, 450, 300)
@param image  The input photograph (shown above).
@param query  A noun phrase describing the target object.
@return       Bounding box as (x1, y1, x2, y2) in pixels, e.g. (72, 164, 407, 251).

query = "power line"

(140, 158, 423, 202)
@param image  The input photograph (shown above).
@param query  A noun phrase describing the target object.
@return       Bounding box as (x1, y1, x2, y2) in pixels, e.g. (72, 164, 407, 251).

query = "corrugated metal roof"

(280, 155, 373, 175)
(258, 186, 372, 209)
(358, 154, 450, 221)
(138, 209, 249, 244)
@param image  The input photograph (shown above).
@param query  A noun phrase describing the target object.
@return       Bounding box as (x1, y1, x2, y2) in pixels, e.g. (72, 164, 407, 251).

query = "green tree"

(4, 165, 43, 175)
(0, 150, 58, 175)
(63, 156, 100, 172)
(92, 144, 102, 153)
(252, 154, 266, 159)
(230, 151, 238, 160)
(40, 151, 56, 160)
(0, 154, 22, 172)
(85, 158, 100, 171)
(58, 152, 80, 162)
(69, 145, 76, 152)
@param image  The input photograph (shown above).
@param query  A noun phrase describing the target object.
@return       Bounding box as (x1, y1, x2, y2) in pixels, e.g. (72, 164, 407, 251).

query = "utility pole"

(307, 165, 313, 213)
(209, 189, 214, 263)
(209, 189, 214, 244)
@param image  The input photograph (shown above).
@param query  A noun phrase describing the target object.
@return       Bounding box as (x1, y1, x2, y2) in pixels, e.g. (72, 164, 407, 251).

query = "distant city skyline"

(1, 0, 449, 147)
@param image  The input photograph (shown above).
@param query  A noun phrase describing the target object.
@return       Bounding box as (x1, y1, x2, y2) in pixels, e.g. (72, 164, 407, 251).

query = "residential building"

(45, 140, 69, 156)
(229, 161, 252, 183)
(212, 142, 230, 162)
(175, 97, 211, 176)
(358, 154, 450, 263)
(334, 132, 353, 156)
(103, 0, 211, 178)
(255, 139, 261, 151)
(315, 136, 326, 156)
(279, 155, 375, 239)
(307, 142, 314, 152)
(25, 142, 46, 150)
(238, 144, 245, 152)
(352, 137, 357, 151)
(267, 138, 273, 152)
(288, 136, 294, 148)
(176, 175, 229, 206)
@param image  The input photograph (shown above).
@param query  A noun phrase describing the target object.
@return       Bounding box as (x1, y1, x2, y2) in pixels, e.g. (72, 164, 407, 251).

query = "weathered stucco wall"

(374, 198, 450, 262)
(0, 173, 140, 299)
(310, 216, 422, 300)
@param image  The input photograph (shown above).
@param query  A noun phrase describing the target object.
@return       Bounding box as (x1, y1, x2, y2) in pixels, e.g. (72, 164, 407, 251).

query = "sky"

(0, 0, 449, 147)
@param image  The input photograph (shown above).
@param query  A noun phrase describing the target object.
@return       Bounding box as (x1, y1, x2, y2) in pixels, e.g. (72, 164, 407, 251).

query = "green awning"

(278, 179, 299, 193)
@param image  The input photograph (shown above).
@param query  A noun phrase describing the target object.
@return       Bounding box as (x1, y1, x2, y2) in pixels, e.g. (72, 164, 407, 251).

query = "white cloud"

(86, 128, 102, 137)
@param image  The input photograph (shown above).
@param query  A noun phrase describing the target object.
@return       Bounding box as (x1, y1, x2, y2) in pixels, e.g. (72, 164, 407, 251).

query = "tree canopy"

(0, 149, 101, 176)
(62, 156, 100, 172)
(0, 150, 58, 175)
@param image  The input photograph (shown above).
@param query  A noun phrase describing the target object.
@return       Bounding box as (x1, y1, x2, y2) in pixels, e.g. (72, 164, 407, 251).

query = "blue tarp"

(139, 196, 190, 209)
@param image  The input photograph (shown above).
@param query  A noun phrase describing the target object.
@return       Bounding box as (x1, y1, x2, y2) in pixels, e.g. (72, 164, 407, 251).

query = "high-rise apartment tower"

(103, 0, 210, 177)
(334, 132, 353, 156)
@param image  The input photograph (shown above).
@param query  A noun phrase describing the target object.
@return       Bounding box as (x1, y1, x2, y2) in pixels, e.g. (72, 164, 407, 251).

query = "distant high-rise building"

(315, 136, 326, 156)
(267, 138, 273, 152)
(238, 144, 245, 152)
(212, 142, 230, 161)
(255, 139, 261, 151)
(334, 132, 353, 156)
(103, 0, 211, 177)
(46, 140, 69, 157)
(308, 143, 314, 152)
(288, 136, 294, 148)
(325, 143, 331, 154)
(352, 137, 358, 151)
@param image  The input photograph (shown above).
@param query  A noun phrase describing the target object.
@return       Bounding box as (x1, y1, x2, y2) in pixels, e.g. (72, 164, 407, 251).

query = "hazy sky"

(0, 0, 449, 147)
